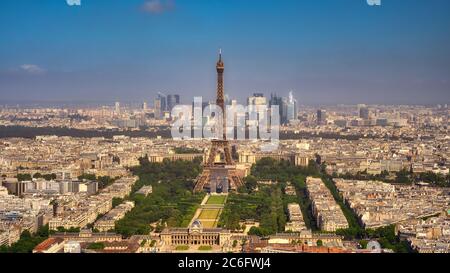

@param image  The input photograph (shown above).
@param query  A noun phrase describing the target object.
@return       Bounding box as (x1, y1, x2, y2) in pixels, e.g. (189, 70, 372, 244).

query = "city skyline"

(1, 0, 450, 105)
(1, 0, 450, 260)
(0, 27, 449, 256)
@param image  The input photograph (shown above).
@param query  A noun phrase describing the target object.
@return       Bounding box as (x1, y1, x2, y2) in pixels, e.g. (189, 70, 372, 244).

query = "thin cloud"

(20, 64, 47, 75)
(66, 0, 81, 6)
(141, 0, 175, 14)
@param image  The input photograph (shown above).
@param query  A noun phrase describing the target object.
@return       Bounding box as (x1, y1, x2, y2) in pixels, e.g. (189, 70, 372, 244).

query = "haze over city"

(0, 0, 449, 105)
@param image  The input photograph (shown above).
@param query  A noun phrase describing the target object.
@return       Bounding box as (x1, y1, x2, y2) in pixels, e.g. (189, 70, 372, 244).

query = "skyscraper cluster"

(154, 93, 180, 119)
(269, 92, 298, 125)
(246, 92, 299, 125)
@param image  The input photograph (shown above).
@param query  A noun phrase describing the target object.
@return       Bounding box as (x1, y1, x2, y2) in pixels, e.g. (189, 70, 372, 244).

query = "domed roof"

(191, 219, 203, 229)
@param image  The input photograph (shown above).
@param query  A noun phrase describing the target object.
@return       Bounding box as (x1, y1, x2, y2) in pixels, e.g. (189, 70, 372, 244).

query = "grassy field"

(189, 195, 227, 229)
(200, 221, 217, 228)
(198, 209, 221, 220)
(175, 245, 189, 251)
(198, 245, 213, 251)
(206, 195, 227, 205)
(197, 208, 222, 228)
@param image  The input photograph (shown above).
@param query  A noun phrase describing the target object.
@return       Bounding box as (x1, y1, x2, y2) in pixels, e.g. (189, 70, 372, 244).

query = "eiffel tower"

(193, 50, 244, 193)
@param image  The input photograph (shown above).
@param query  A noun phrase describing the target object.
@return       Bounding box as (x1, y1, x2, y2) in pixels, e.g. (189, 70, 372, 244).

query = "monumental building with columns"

(160, 220, 232, 247)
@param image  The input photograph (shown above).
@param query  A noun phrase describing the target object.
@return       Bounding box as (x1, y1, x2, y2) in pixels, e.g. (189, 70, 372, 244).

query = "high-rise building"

(317, 109, 327, 125)
(270, 93, 285, 124)
(224, 94, 231, 106)
(154, 97, 161, 119)
(281, 98, 288, 125)
(247, 93, 267, 106)
(167, 95, 174, 112)
(159, 93, 167, 112)
(286, 91, 298, 123)
(269, 93, 297, 125)
(154, 93, 168, 118)
(142, 101, 148, 112)
(359, 105, 370, 120)
(167, 94, 180, 112)
(115, 102, 120, 115)
(248, 93, 268, 127)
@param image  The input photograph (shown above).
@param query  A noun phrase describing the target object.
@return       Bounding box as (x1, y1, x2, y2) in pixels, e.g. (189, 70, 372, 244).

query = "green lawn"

(198, 209, 221, 220)
(198, 245, 213, 251)
(201, 221, 218, 228)
(206, 195, 227, 205)
(175, 245, 189, 251)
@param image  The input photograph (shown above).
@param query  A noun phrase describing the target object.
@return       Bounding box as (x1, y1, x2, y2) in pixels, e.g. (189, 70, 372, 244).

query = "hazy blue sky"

(0, 0, 449, 105)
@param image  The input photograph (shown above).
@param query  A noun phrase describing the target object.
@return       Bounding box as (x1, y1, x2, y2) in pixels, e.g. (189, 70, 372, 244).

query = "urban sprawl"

(0, 97, 448, 253)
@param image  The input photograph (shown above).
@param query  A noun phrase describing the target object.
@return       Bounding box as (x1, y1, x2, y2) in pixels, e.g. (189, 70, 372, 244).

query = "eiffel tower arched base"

(194, 166, 243, 193)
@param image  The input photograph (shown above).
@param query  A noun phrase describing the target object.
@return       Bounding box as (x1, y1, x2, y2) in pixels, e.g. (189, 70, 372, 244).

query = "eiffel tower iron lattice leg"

(194, 140, 243, 193)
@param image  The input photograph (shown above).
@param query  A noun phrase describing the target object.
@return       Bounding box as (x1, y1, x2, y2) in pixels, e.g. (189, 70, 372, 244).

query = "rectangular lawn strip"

(206, 195, 227, 205)
(198, 246, 213, 251)
(196, 207, 223, 228)
(175, 245, 189, 251)
(200, 221, 217, 228)
(198, 209, 221, 220)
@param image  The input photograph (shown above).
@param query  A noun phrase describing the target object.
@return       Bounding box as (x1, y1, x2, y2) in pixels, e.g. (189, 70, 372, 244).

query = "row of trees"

(249, 158, 320, 183)
(340, 225, 413, 253)
(15, 173, 57, 181)
(334, 169, 450, 187)
(11, 173, 119, 188)
(414, 172, 450, 187)
(289, 175, 318, 230)
(77, 174, 118, 190)
(173, 147, 202, 154)
(0, 125, 172, 139)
